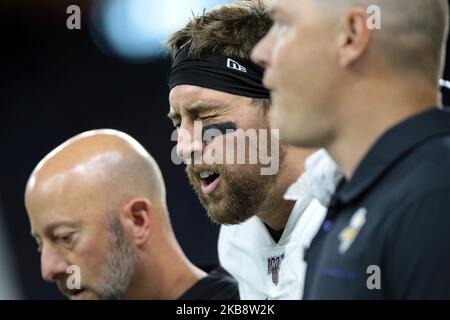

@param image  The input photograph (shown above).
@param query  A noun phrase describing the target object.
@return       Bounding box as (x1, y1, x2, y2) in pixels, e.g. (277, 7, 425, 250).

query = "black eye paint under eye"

(202, 122, 237, 141)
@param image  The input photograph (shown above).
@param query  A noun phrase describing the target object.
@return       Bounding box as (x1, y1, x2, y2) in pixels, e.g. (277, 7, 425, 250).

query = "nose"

(41, 244, 69, 283)
(251, 27, 275, 69)
(176, 119, 204, 163)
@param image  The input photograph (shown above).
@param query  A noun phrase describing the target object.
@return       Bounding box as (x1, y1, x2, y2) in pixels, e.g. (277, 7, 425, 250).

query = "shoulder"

(412, 134, 450, 178)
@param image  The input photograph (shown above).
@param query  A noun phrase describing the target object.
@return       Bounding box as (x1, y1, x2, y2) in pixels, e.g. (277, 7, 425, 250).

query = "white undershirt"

(217, 149, 342, 300)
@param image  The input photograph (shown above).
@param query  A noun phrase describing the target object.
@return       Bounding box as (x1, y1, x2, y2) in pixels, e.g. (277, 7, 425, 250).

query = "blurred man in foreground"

(252, 0, 450, 298)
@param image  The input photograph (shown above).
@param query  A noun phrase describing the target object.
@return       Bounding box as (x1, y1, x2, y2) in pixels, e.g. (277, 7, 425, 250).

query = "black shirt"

(304, 107, 450, 299)
(178, 266, 240, 300)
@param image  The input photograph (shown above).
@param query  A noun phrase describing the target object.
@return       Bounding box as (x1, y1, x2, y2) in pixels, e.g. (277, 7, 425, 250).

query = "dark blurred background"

(1, 0, 449, 299)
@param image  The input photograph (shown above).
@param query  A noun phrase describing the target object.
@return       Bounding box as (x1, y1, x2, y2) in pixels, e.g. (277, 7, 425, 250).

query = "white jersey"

(218, 149, 342, 300)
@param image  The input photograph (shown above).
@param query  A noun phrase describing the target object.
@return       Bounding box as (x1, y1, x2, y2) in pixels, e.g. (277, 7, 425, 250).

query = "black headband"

(168, 46, 270, 99)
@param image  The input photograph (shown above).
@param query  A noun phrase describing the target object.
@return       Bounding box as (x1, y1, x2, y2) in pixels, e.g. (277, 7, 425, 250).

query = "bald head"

(320, 0, 449, 83)
(26, 129, 167, 214)
(25, 130, 176, 299)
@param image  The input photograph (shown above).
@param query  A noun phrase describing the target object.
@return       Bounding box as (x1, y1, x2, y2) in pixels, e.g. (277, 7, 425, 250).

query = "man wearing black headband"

(166, 0, 341, 299)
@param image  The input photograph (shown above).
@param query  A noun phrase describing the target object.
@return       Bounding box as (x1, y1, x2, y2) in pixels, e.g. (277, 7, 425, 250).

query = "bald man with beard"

(24, 129, 239, 300)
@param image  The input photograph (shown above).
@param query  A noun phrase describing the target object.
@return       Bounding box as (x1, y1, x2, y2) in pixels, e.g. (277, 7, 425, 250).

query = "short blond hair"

(322, 0, 449, 83)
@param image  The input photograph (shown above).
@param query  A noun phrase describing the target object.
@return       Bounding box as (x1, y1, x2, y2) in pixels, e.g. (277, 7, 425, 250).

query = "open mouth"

(199, 170, 221, 196)
(68, 288, 86, 299)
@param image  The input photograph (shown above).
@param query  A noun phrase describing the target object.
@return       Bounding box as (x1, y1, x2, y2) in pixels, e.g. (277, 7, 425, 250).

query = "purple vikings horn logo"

(267, 253, 285, 285)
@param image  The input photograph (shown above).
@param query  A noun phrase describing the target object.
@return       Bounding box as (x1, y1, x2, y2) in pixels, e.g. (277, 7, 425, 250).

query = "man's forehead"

(170, 100, 226, 115)
(27, 172, 102, 227)
(171, 84, 228, 102)
(28, 167, 97, 206)
(169, 86, 237, 115)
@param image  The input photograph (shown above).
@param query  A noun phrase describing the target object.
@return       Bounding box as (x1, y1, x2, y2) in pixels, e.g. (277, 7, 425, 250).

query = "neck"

(328, 76, 438, 179)
(125, 220, 206, 299)
(258, 147, 312, 230)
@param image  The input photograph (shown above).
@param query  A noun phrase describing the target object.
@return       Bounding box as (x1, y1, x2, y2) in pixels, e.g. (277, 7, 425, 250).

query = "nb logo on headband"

(227, 58, 247, 73)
